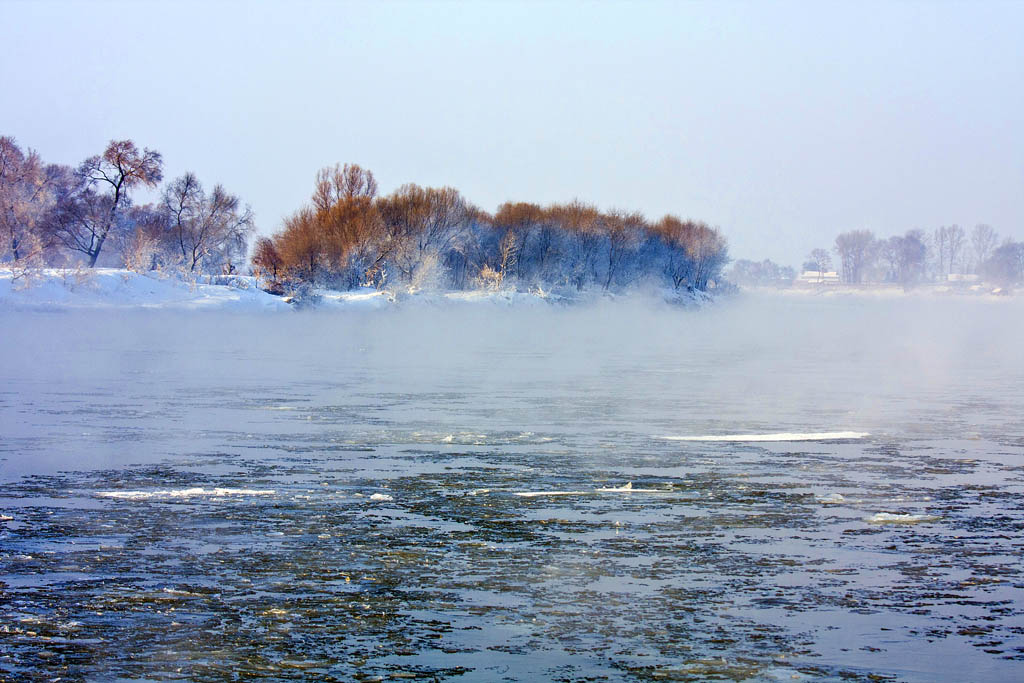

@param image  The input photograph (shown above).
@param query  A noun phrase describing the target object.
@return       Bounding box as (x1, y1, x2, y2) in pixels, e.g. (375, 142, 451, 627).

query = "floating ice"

(662, 431, 869, 442)
(0, 514, 13, 522)
(514, 491, 589, 497)
(97, 487, 276, 500)
(369, 493, 394, 502)
(817, 493, 846, 504)
(596, 482, 669, 493)
(516, 483, 670, 497)
(866, 512, 939, 524)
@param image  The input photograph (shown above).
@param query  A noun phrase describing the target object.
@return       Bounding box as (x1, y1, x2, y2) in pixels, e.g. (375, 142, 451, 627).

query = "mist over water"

(2, 293, 1024, 680)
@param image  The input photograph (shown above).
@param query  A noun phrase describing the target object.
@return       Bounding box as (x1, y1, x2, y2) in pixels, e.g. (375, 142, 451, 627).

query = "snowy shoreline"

(0, 268, 714, 312)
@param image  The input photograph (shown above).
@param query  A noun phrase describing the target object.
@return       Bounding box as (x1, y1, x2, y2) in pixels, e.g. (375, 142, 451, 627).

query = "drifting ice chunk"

(596, 482, 669, 493)
(866, 512, 939, 524)
(514, 491, 589, 497)
(817, 493, 846, 504)
(662, 431, 869, 442)
(369, 493, 394, 502)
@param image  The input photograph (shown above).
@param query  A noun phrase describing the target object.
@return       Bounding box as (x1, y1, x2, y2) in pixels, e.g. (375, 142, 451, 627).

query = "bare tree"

(933, 224, 965, 277)
(274, 207, 324, 282)
(806, 248, 832, 282)
(603, 209, 645, 290)
(833, 230, 875, 283)
(0, 136, 60, 265)
(970, 223, 999, 273)
(251, 236, 283, 282)
(982, 241, 1024, 286)
(891, 230, 927, 288)
(48, 140, 163, 267)
(377, 184, 469, 284)
(162, 173, 254, 272)
(947, 224, 966, 274)
(312, 163, 377, 212)
(493, 201, 545, 281)
(550, 200, 602, 290)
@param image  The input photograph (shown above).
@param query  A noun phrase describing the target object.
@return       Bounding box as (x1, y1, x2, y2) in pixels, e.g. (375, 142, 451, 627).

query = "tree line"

(816, 225, 1022, 288)
(3, 136, 731, 296)
(253, 163, 730, 295)
(0, 136, 253, 276)
(729, 225, 1023, 290)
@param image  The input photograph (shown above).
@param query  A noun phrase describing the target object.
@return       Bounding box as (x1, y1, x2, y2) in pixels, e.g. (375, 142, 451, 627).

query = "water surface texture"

(2, 294, 1024, 681)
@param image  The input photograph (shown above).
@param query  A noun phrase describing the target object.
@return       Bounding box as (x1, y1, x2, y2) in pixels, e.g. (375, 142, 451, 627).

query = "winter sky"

(2, 0, 1022, 264)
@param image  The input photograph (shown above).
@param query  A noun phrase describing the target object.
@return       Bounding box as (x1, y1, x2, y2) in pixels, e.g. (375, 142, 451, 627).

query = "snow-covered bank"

(0, 269, 291, 312)
(0, 268, 715, 312)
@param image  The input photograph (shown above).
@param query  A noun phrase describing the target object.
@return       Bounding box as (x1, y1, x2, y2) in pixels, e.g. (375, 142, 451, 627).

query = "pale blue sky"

(2, 0, 1022, 263)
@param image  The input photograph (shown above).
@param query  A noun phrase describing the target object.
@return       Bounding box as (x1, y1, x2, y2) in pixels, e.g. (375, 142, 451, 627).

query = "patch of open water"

(2, 297, 1024, 680)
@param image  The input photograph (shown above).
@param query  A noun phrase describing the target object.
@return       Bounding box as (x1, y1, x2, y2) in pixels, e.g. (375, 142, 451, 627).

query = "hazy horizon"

(3, 0, 1022, 265)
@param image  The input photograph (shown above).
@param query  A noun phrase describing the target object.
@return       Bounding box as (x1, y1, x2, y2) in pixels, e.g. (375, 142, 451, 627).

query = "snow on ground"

(0, 268, 291, 312)
(0, 268, 712, 312)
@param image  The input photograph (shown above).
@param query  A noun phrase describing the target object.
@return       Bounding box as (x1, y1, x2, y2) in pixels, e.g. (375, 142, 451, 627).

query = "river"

(2, 292, 1023, 681)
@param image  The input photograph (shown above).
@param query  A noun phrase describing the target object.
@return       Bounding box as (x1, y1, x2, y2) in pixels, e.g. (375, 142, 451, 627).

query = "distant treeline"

(0, 136, 253, 275)
(2, 135, 731, 295)
(729, 225, 1024, 289)
(255, 163, 730, 294)
(819, 226, 1023, 287)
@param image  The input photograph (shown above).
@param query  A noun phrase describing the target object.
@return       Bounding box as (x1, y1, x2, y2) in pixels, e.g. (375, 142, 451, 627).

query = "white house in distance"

(796, 270, 840, 285)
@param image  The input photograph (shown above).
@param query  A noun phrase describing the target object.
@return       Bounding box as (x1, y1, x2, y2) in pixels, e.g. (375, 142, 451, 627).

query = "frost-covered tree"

(602, 209, 645, 290)
(0, 136, 61, 265)
(377, 184, 470, 285)
(48, 140, 163, 267)
(162, 173, 254, 273)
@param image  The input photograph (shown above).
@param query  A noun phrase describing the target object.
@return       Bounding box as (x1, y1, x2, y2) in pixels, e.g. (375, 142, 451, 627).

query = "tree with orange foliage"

(493, 201, 546, 281)
(376, 184, 469, 285)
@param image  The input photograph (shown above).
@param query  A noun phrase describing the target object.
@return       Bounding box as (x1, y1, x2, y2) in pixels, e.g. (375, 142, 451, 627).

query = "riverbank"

(0, 268, 713, 312)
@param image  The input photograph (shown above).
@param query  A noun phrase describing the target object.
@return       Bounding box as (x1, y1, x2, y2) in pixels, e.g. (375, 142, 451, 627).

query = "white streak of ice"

(97, 487, 275, 500)
(514, 491, 588, 497)
(661, 431, 869, 442)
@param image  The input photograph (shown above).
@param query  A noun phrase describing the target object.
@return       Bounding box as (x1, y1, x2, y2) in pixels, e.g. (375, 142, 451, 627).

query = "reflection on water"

(2, 294, 1024, 681)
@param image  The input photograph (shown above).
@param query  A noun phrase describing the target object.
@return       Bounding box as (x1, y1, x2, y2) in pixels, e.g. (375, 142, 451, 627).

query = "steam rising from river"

(3, 292, 1023, 453)
(3, 291, 1024, 680)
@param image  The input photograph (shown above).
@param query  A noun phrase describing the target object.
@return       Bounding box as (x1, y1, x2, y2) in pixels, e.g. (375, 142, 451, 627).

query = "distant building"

(796, 270, 839, 284)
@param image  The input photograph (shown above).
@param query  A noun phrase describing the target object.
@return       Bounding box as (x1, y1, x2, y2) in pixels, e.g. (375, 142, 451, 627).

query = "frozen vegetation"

(0, 267, 717, 312)
(1, 137, 731, 305)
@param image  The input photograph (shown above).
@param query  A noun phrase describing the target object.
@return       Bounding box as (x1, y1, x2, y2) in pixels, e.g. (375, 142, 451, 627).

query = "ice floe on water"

(514, 490, 589, 498)
(96, 487, 276, 500)
(596, 482, 669, 493)
(817, 493, 846, 504)
(516, 483, 670, 497)
(369, 493, 394, 502)
(662, 431, 869, 442)
(866, 512, 940, 524)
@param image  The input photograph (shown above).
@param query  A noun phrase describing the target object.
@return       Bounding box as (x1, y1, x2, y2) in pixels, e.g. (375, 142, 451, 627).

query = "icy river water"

(2, 293, 1024, 681)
